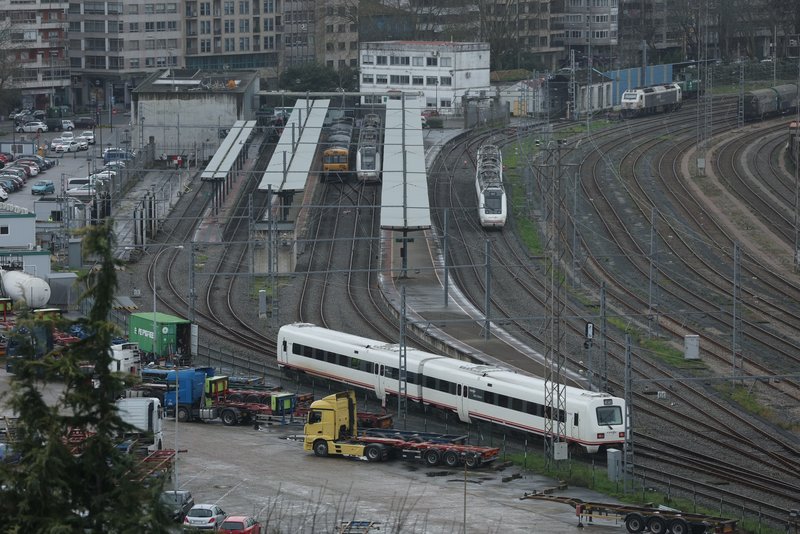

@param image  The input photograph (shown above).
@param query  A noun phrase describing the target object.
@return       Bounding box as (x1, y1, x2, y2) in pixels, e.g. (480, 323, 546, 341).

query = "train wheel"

(177, 407, 190, 423)
(423, 449, 441, 467)
(624, 513, 645, 533)
(464, 453, 481, 469)
(443, 451, 460, 468)
(221, 410, 238, 426)
(646, 516, 666, 534)
(313, 440, 329, 457)
(365, 444, 383, 462)
(669, 518, 690, 534)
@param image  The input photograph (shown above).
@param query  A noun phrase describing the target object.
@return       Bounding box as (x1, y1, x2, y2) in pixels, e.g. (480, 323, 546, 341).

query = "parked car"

(218, 516, 262, 534)
(0, 152, 13, 162)
(73, 116, 96, 128)
(0, 180, 17, 193)
(183, 504, 226, 531)
(13, 161, 38, 176)
(0, 187, 7, 201)
(65, 183, 96, 197)
(15, 159, 41, 172)
(76, 138, 89, 151)
(50, 137, 64, 150)
(103, 148, 134, 164)
(31, 180, 55, 195)
(55, 140, 80, 153)
(60, 131, 75, 142)
(5, 175, 24, 189)
(10, 109, 31, 121)
(160, 490, 194, 522)
(22, 154, 53, 170)
(1, 167, 27, 182)
(16, 121, 48, 133)
(80, 130, 95, 144)
(45, 118, 75, 131)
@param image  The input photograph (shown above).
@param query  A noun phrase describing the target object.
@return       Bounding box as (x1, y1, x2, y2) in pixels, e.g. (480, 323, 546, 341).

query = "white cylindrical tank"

(0, 270, 52, 308)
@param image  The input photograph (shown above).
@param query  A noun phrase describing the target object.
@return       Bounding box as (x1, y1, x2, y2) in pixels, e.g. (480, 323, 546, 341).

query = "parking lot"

(1, 115, 132, 213)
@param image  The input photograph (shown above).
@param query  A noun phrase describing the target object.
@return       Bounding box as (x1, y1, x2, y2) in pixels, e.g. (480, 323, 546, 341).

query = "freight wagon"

(128, 312, 192, 364)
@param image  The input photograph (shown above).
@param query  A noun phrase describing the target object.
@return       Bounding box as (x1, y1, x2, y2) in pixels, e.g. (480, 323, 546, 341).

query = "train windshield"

(622, 93, 639, 101)
(596, 405, 622, 426)
(484, 190, 503, 214)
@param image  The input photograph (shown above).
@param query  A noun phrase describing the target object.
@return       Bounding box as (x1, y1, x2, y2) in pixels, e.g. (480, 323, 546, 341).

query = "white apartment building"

(359, 41, 491, 113)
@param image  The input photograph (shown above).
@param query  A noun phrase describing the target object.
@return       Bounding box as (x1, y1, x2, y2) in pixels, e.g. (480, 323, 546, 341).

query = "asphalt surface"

(0, 368, 625, 533)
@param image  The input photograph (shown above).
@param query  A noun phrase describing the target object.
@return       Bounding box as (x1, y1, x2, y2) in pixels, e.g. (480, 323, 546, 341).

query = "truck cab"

(304, 391, 362, 458)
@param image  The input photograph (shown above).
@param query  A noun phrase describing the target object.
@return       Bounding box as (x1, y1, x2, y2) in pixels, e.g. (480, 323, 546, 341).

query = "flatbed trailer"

(520, 493, 738, 534)
(304, 391, 500, 468)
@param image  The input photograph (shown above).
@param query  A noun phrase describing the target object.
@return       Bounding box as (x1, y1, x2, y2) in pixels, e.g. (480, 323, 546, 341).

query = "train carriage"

(277, 323, 625, 453)
(356, 113, 383, 182)
(322, 116, 354, 180)
(475, 144, 507, 229)
(743, 84, 799, 121)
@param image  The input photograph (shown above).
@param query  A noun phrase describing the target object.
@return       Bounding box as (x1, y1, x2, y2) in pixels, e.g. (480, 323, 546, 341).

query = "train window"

(282, 340, 287, 352)
(596, 406, 622, 425)
(511, 398, 523, 411)
(457, 384, 462, 396)
(468, 388, 483, 401)
(425, 376, 436, 389)
(573, 413, 579, 426)
(350, 357, 360, 369)
(496, 394, 508, 408)
(326, 351, 337, 364)
(364, 361, 373, 373)
(463, 385, 468, 398)
(483, 391, 494, 405)
(407, 371, 419, 384)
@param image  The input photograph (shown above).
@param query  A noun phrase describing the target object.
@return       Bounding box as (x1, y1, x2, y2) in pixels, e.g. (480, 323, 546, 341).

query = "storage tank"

(0, 270, 52, 308)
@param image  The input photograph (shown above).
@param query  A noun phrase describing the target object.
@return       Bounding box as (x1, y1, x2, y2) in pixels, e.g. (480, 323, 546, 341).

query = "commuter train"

(743, 83, 799, 121)
(356, 113, 383, 183)
(322, 116, 354, 180)
(475, 144, 507, 229)
(277, 323, 626, 454)
(620, 82, 683, 117)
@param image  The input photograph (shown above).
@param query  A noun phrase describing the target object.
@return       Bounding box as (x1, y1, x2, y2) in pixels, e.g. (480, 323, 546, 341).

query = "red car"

(218, 515, 262, 534)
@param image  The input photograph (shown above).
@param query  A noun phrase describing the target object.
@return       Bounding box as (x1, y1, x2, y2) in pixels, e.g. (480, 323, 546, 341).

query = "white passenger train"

(356, 113, 383, 182)
(277, 323, 625, 453)
(475, 144, 507, 228)
(620, 82, 682, 117)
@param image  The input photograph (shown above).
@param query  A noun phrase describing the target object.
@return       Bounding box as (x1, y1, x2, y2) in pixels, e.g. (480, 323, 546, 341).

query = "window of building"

(144, 4, 154, 14)
(362, 74, 373, 84)
(376, 55, 387, 65)
(376, 74, 387, 84)
(350, 41, 357, 50)
(350, 58, 357, 67)
(337, 41, 345, 50)
(390, 56, 409, 66)
(440, 57, 451, 67)
(225, 37, 235, 51)
(127, 4, 139, 14)
(224, 1, 235, 15)
(239, 19, 249, 32)
(326, 42, 334, 51)
(155, 3, 166, 13)
(337, 24, 345, 33)
(362, 54, 374, 64)
(389, 75, 409, 84)
(200, 20, 211, 33)
(108, 20, 123, 33)
(338, 59, 346, 68)
(156, 21, 166, 31)
(200, 2, 211, 15)
(84, 2, 106, 14)
(128, 40, 140, 50)
(426, 76, 438, 85)
(145, 39, 156, 49)
(239, 0, 250, 14)
(412, 76, 423, 86)
(426, 56, 438, 66)
(439, 76, 451, 86)
(224, 20, 234, 33)
(129, 58, 140, 68)
(201, 38, 211, 52)
(239, 36, 250, 50)
(145, 57, 155, 67)
(326, 24, 333, 33)
(166, 3, 177, 13)
(263, 35, 274, 49)
(412, 56, 423, 66)
(85, 20, 105, 32)
(440, 99, 452, 108)
(263, 0, 274, 13)
(168, 21, 178, 31)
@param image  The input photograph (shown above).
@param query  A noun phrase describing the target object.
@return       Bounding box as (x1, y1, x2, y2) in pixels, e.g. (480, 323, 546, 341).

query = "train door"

(374, 363, 386, 404)
(456, 384, 471, 423)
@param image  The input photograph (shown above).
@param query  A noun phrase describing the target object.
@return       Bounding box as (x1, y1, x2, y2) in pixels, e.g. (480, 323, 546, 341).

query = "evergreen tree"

(0, 221, 172, 533)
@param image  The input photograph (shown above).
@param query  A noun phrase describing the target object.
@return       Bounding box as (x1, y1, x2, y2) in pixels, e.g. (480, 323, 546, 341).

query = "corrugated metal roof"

(200, 120, 256, 181)
(380, 97, 431, 230)
(258, 99, 329, 192)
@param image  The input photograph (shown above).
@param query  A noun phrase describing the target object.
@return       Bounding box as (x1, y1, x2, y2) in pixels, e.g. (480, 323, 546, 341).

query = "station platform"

(380, 128, 587, 386)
